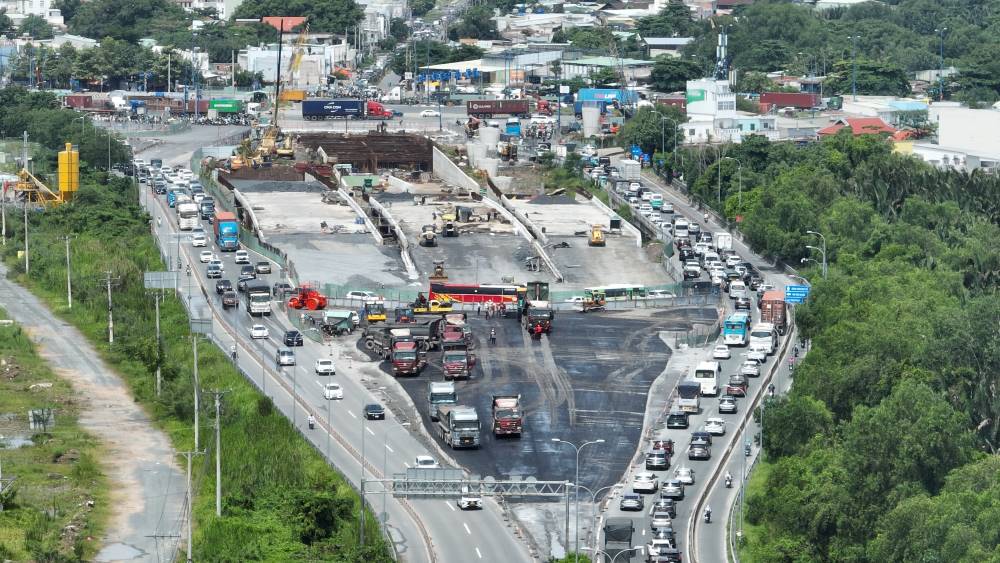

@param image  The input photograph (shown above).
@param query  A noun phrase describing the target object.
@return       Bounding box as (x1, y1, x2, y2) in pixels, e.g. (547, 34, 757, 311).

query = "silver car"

(661, 479, 684, 500)
(650, 511, 672, 531)
(674, 466, 695, 485)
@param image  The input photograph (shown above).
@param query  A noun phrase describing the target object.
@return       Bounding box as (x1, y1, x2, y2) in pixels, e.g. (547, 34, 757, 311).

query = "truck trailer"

(301, 99, 393, 120)
(436, 405, 481, 448)
(759, 290, 787, 335)
(466, 99, 530, 118)
(213, 211, 239, 251)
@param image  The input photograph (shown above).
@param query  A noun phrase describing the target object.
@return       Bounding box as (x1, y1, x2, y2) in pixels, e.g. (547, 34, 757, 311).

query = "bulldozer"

(288, 286, 328, 310)
(589, 224, 606, 247)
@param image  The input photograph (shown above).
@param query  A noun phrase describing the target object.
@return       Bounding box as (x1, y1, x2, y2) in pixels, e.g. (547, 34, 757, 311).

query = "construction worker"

(490, 328, 497, 345)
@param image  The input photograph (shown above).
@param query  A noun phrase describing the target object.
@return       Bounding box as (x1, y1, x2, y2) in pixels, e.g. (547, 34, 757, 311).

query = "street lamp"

(574, 483, 622, 555)
(582, 545, 643, 563)
(719, 156, 743, 208)
(806, 230, 827, 278)
(849, 35, 861, 101)
(934, 28, 947, 101)
(652, 110, 679, 173)
(552, 438, 605, 562)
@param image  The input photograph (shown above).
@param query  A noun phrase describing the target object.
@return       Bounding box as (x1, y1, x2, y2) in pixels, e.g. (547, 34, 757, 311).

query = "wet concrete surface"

(362, 308, 717, 494)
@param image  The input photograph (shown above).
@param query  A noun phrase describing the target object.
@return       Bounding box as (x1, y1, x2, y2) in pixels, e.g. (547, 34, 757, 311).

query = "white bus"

(748, 322, 777, 355)
(583, 284, 647, 301)
(177, 202, 199, 231)
(693, 360, 721, 396)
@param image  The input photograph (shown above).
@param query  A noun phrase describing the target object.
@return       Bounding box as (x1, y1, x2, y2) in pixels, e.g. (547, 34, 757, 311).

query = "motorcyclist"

(725, 471, 732, 488)
(704, 506, 712, 523)
(186, 264, 191, 277)
(308, 414, 316, 429)
(768, 383, 775, 397)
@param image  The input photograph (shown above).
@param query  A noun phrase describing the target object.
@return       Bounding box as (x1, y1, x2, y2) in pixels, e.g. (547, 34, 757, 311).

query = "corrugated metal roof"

(564, 56, 652, 67)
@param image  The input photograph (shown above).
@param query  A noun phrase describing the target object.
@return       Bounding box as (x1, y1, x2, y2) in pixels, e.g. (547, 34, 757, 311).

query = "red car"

(725, 374, 748, 397)
(651, 439, 674, 455)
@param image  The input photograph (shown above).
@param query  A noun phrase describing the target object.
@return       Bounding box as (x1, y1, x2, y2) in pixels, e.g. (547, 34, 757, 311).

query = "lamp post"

(574, 483, 621, 554)
(806, 230, 827, 278)
(582, 545, 643, 563)
(719, 156, 743, 208)
(552, 438, 605, 562)
(652, 110, 679, 177)
(934, 28, 947, 101)
(849, 35, 861, 101)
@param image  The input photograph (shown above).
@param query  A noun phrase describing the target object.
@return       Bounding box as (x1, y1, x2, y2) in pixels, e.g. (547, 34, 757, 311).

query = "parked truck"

(301, 99, 393, 120)
(677, 380, 702, 413)
(466, 99, 530, 118)
(213, 211, 239, 251)
(364, 319, 443, 354)
(442, 342, 476, 380)
(759, 290, 787, 335)
(491, 394, 523, 437)
(759, 92, 821, 110)
(428, 381, 457, 420)
(244, 281, 272, 316)
(604, 518, 636, 563)
(435, 405, 481, 448)
(523, 300, 554, 334)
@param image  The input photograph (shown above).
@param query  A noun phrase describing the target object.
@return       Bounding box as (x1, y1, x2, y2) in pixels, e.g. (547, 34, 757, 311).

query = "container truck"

(213, 211, 240, 251)
(244, 281, 272, 316)
(428, 381, 457, 419)
(466, 99, 530, 118)
(176, 202, 199, 230)
(759, 290, 787, 335)
(301, 99, 393, 120)
(491, 395, 523, 437)
(435, 405, 481, 448)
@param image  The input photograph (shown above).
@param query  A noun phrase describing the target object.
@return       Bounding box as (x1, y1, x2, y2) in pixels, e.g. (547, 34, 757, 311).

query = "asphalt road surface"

(142, 164, 534, 562)
(374, 309, 717, 494)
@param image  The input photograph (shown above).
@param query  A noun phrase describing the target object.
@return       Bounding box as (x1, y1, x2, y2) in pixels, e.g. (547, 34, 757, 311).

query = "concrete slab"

(231, 179, 366, 235)
(268, 233, 410, 288)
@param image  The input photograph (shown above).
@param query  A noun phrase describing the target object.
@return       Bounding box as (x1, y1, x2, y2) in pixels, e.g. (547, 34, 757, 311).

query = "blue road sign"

(784, 284, 811, 304)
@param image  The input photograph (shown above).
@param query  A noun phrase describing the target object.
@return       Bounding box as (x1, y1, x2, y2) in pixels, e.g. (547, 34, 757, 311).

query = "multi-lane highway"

(139, 141, 534, 563)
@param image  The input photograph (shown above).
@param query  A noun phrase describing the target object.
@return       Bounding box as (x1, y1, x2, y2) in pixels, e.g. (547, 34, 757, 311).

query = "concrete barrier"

(432, 147, 480, 192)
(589, 194, 642, 248)
(386, 175, 417, 193)
(368, 197, 420, 281)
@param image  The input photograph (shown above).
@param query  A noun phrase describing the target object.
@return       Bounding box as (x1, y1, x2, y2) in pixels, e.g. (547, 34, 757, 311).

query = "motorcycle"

(703, 509, 712, 524)
(725, 475, 732, 488)
(308, 416, 316, 430)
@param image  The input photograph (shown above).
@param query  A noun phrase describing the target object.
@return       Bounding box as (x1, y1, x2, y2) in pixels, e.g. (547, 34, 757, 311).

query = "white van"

(693, 360, 721, 396)
(674, 218, 689, 237)
(729, 280, 749, 300)
(749, 323, 777, 355)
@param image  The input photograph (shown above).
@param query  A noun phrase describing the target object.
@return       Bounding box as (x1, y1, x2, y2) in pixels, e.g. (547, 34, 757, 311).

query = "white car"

(739, 360, 761, 377)
(345, 290, 383, 304)
(563, 296, 585, 304)
(457, 486, 483, 510)
(747, 348, 768, 363)
(530, 115, 554, 124)
(704, 417, 727, 435)
(712, 345, 731, 360)
(315, 358, 336, 376)
(199, 250, 214, 263)
(323, 382, 344, 400)
(250, 324, 269, 339)
(647, 289, 675, 299)
(234, 250, 250, 264)
(726, 255, 743, 267)
(674, 466, 695, 485)
(191, 234, 207, 247)
(419, 109, 440, 117)
(208, 259, 224, 272)
(631, 472, 659, 494)
(415, 455, 440, 469)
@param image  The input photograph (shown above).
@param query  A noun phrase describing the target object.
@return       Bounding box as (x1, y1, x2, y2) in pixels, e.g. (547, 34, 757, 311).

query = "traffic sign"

(784, 284, 810, 304)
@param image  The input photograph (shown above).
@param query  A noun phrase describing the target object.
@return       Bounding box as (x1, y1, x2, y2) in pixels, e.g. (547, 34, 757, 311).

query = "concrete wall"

(327, 170, 384, 246)
(432, 147, 481, 192)
(368, 197, 419, 280)
(386, 175, 417, 192)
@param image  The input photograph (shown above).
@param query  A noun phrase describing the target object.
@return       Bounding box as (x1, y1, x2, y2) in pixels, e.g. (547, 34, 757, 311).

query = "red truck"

(442, 342, 476, 380)
(65, 94, 94, 109)
(466, 99, 530, 118)
(391, 340, 425, 376)
(759, 92, 821, 110)
(760, 290, 787, 335)
(492, 394, 523, 437)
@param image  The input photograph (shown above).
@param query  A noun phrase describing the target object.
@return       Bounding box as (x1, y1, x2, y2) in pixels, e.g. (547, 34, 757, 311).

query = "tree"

(410, 0, 434, 17)
(823, 58, 911, 97)
(19, 14, 54, 39)
(761, 395, 834, 458)
(649, 55, 701, 92)
(232, 0, 363, 35)
(588, 67, 617, 87)
(616, 105, 684, 156)
(735, 71, 780, 94)
(51, 0, 81, 21)
(0, 9, 14, 36)
(447, 5, 498, 40)
(635, 0, 695, 38)
(389, 17, 410, 42)
(69, 0, 190, 43)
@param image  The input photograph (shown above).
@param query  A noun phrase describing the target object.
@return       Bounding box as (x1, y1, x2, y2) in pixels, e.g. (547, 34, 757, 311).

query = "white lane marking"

(347, 410, 357, 419)
(641, 527, 646, 536)
(366, 427, 376, 436)
(384, 444, 394, 453)
(446, 501, 456, 512)
(464, 523, 471, 535)
(475, 547, 482, 559)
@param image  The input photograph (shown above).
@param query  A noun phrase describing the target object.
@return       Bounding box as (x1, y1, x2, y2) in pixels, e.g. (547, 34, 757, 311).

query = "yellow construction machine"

(589, 224, 606, 247)
(13, 142, 78, 206)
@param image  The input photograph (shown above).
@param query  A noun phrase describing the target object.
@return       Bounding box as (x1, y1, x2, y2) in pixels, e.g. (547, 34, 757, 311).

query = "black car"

(364, 403, 386, 420)
(240, 265, 256, 279)
(283, 330, 304, 346)
(645, 449, 670, 471)
(666, 410, 689, 429)
(678, 247, 696, 262)
(255, 261, 272, 275)
(215, 279, 233, 294)
(691, 431, 713, 447)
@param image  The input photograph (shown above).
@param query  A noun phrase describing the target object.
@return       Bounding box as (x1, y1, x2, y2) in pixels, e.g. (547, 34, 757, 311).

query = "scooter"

(704, 509, 712, 524)
(725, 475, 732, 488)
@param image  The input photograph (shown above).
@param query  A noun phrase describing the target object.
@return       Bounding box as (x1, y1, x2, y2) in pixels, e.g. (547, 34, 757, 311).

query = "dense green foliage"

(649, 56, 702, 92)
(8, 41, 196, 90)
(448, 5, 499, 40)
(0, 91, 392, 561)
(677, 0, 1000, 103)
(615, 104, 684, 156)
(232, 0, 363, 34)
(388, 40, 485, 76)
(635, 0, 697, 38)
(676, 132, 1000, 560)
(18, 14, 54, 40)
(68, 0, 190, 44)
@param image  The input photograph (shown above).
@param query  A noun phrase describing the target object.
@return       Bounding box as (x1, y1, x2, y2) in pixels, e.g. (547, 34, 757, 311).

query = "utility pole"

(180, 449, 204, 563)
(168, 52, 172, 93)
(22, 198, 28, 275)
(64, 235, 73, 308)
(192, 336, 201, 451)
(2, 179, 6, 247)
(203, 389, 229, 517)
(153, 292, 162, 396)
(99, 271, 120, 343)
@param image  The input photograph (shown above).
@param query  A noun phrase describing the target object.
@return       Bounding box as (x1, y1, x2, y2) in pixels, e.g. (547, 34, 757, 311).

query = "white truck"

(714, 232, 733, 253)
(177, 202, 199, 231)
(677, 380, 702, 413)
(244, 281, 272, 316)
(693, 360, 721, 396)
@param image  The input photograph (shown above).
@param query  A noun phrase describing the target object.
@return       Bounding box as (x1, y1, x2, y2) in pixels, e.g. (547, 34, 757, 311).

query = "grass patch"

(0, 310, 110, 561)
(735, 460, 771, 562)
(2, 176, 392, 560)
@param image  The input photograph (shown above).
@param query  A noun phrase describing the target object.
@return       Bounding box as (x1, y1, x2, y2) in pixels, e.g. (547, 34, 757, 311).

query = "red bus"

(429, 282, 526, 307)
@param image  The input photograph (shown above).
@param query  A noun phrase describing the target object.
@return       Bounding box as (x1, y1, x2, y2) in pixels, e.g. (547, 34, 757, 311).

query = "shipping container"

(209, 99, 243, 113)
(65, 94, 93, 109)
(577, 88, 639, 103)
(759, 92, 821, 109)
(466, 99, 530, 118)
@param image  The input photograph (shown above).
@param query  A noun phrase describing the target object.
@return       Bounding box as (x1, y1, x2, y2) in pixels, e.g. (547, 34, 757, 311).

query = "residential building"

(684, 78, 776, 143)
(49, 34, 99, 50)
(240, 42, 355, 87)
(816, 117, 896, 137)
(561, 56, 653, 82)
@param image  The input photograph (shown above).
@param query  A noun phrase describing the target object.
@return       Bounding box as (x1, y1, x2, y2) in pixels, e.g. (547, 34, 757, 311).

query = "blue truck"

(301, 99, 393, 120)
(213, 211, 240, 251)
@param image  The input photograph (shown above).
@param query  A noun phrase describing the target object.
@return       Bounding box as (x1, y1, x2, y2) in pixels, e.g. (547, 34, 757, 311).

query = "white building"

(684, 78, 777, 143)
(904, 106, 1000, 173)
(643, 37, 693, 58)
(240, 42, 355, 87)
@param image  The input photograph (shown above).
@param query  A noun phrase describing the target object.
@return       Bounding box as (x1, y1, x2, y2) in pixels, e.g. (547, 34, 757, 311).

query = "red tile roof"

(817, 117, 896, 136)
(261, 16, 308, 33)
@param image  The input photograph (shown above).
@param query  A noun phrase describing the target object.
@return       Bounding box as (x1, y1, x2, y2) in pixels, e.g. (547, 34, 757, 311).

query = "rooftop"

(643, 37, 694, 47)
(563, 56, 653, 67)
(817, 118, 896, 137)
